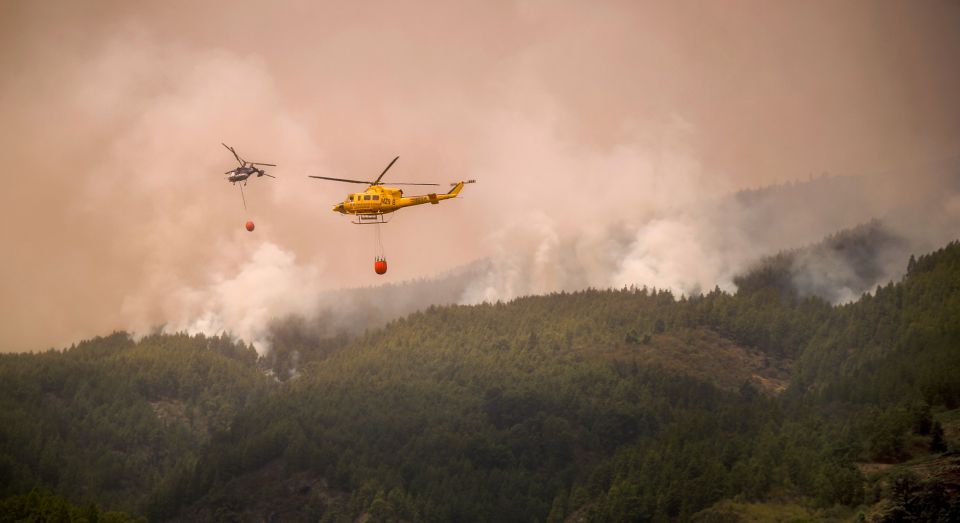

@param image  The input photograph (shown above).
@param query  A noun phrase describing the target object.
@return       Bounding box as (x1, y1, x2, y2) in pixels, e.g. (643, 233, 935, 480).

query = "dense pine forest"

(2, 237, 959, 522)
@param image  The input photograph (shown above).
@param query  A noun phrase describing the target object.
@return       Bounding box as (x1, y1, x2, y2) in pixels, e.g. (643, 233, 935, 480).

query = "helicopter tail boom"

(391, 180, 473, 209)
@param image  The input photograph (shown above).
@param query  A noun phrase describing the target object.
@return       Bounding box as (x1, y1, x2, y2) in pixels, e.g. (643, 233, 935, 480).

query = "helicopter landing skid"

(352, 213, 391, 225)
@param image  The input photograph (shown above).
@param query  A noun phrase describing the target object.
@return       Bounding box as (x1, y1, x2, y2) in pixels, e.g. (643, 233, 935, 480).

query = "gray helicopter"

(222, 143, 276, 185)
(222, 143, 276, 209)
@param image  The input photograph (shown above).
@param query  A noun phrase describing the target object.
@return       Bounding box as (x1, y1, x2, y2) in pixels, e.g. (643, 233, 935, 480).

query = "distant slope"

(170, 299, 784, 521)
(791, 239, 960, 405)
(734, 220, 908, 303)
(168, 241, 959, 522)
(260, 259, 492, 380)
(3, 240, 959, 522)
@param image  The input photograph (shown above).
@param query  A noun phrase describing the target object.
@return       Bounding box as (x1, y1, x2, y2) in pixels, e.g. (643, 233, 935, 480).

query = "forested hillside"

(2, 241, 959, 522)
(0, 333, 269, 518)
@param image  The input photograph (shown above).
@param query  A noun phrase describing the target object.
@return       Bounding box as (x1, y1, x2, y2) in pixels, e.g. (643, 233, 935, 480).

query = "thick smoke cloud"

(133, 242, 324, 354)
(461, 168, 960, 306)
(1, 1, 958, 352)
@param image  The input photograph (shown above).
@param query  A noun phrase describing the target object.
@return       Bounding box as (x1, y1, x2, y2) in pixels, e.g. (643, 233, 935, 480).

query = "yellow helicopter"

(309, 156, 475, 224)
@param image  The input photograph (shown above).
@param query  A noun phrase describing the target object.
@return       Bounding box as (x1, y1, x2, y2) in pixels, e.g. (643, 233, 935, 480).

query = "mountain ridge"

(2, 235, 958, 521)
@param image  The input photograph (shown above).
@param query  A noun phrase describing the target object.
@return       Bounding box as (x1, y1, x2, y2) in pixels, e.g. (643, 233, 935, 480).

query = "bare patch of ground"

(602, 327, 793, 394)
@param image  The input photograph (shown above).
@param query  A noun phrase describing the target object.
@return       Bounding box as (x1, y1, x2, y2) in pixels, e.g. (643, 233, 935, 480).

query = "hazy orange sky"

(2, 1, 959, 352)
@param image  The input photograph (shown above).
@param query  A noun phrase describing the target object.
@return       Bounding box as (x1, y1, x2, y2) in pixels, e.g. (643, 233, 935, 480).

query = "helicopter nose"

(332, 203, 345, 213)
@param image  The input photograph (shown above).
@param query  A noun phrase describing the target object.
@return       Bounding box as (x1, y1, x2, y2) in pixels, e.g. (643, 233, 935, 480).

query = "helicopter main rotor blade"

(371, 156, 400, 185)
(386, 182, 441, 186)
(261, 173, 276, 178)
(250, 162, 276, 167)
(222, 143, 244, 166)
(308, 175, 374, 184)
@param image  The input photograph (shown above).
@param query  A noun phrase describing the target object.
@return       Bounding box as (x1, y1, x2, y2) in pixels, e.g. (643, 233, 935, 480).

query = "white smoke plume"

(139, 242, 324, 355)
(2, 1, 959, 352)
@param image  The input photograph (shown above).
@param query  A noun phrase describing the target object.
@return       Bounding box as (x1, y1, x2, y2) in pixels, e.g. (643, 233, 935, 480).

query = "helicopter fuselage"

(333, 181, 468, 216)
(228, 172, 251, 184)
(228, 167, 270, 184)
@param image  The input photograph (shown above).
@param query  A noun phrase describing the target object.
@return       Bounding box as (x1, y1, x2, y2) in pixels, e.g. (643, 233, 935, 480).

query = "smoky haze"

(1, 1, 958, 353)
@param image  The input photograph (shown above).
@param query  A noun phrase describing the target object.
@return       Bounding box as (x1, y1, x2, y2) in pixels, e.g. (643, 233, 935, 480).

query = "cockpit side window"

(373, 195, 379, 200)
(349, 195, 354, 201)
(364, 195, 371, 201)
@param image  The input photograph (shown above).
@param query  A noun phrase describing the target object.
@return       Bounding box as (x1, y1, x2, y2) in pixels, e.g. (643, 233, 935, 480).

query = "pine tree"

(546, 492, 566, 523)
(930, 421, 947, 453)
